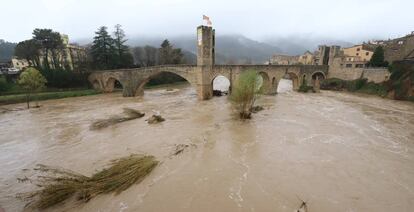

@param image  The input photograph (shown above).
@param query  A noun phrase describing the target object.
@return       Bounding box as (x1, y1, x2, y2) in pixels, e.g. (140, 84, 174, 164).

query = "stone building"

(342, 44, 374, 62)
(298, 51, 315, 65)
(11, 57, 30, 70)
(269, 54, 299, 65)
(38, 34, 87, 71)
(367, 32, 414, 63)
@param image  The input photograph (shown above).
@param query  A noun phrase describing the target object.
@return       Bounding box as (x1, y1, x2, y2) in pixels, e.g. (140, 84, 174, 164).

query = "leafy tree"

(0, 76, 11, 92)
(368, 46, 389, 67)
(90, 26, 117, 70)
(14, 39, 41, 67)
(144, 46, 159, 66)
(33, 29, 64, 69)
(230, 70, 261, 119)
(18, 67, 47, 108)
(159, 40, 173, 65)
(132, 45, 159, 67)
(158, 39, 184, 65)
(0, 39, 16, 62)
(113, 24, 134, 68)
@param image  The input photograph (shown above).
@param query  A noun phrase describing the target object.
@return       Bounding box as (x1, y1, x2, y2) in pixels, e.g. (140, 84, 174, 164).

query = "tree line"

(12, 25, 186, 88)
(0, 39, 16, 63)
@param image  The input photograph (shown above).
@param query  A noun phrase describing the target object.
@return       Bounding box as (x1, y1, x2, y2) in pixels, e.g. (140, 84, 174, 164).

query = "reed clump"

(18, 154, 158, 209)
(90, 108, 145, 130)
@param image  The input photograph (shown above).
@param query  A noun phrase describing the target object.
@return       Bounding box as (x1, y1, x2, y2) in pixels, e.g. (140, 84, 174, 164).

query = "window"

(357, 48, 360, 51)
(355, 64, 364, 68)
(398, 41, 404, 45)
(366, 52, 369, 56)
(356, 53, 359, 56)
(346, 64, 352, 68)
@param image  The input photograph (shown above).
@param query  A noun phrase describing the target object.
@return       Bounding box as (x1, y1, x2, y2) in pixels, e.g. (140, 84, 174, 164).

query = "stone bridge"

(88, 25, 328, 100)
(88, 64, 328, 100)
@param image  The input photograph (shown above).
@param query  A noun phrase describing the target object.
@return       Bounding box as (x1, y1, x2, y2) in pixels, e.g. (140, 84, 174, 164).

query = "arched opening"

(145, 72, 188, 88)
(92, 80, 100, 90)
(311, 72, 326, 84)
(257, 72, 271, 94)
(277, 73, 299, 92)
(212, 75, 231, 96)
(105, 77, 123, 92)
(135, 71, 193, 97)
(302, 74, 307, 86)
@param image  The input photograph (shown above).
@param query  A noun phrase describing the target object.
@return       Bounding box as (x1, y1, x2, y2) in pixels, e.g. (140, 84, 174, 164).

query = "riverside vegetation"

(230, 70, 263, 119)
(18, 154, 158, 210)
(321, 60, 414, 102)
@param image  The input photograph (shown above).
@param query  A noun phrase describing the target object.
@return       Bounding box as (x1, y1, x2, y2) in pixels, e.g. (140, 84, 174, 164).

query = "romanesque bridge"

(88, 26, 328, 100)
(88, 64, 328, 100)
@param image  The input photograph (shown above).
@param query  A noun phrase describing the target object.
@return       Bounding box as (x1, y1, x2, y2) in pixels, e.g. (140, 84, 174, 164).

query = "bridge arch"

(104, 77, 124, 93)
(311, 71, 326, 81)
(134, 70, 196, 97)
(258, 71, 271, 94)
(212, 75, 231, 95)
(91, 79, 101, 90)
(277, 72, 300, 92)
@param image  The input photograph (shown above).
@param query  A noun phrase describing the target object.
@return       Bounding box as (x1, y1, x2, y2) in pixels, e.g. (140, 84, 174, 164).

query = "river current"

(1, 80, 414, 212)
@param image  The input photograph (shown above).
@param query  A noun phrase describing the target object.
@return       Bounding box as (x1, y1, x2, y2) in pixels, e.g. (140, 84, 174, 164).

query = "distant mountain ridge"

(76, 34, 355, 65)
(126, 34, 284, 64)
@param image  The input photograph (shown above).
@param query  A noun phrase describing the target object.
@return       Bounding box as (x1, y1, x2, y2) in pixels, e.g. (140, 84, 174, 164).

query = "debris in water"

(17, 154, 158, 210)
(295, 199, 308, 212)
(90, 108, 145, 130)
(146, 115, 165, 124)
(171, 143, 197, 156)
(251, 105, 264, 113)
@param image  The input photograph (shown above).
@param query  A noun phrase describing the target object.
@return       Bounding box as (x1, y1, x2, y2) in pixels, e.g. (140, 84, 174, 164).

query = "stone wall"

(328, 66, 390, 83)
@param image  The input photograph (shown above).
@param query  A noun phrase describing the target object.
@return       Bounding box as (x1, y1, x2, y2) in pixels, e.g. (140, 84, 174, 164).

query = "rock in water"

(147, 115, 165, 124)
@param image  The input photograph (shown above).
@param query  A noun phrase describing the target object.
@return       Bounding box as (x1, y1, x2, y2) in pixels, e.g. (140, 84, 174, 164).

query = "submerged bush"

(230, 70, 261, 119)
(346, 78, 367, 92)
(298, 85, 314, 93)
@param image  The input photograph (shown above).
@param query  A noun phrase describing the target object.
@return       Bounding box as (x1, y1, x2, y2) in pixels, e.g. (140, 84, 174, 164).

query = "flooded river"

(1, 81, 414, 212)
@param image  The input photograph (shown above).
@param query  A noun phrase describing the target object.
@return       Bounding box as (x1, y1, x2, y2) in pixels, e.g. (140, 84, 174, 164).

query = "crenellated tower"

(197, 25, 215, 66)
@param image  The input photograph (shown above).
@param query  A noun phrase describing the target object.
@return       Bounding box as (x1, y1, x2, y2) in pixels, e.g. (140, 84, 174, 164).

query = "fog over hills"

(1, 34, 355, 64)
(123, 34, 354, 64)
(128, 34, 286, 64)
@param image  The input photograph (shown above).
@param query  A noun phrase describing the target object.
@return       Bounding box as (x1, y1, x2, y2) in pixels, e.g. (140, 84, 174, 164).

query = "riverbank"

(319, 78, 414, 102)
(0, 89, 100, 105)
(0, 81, 190, 106)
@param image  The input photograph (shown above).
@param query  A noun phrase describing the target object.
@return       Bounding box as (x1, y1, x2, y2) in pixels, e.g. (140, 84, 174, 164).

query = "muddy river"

(1, 81, 414, 212)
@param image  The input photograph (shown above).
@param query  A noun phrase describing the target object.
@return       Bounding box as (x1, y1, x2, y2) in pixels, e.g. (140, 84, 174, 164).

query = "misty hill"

(127, 34, 284, 64)
(77, 34, 355, 65)
(264, 36, 354, 55)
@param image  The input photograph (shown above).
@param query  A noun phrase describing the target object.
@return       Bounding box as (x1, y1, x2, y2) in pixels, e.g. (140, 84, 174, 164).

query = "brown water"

(1, 83, 414, 212)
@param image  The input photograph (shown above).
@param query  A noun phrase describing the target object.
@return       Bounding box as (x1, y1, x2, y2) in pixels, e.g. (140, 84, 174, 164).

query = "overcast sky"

(1, 0, 413, 43)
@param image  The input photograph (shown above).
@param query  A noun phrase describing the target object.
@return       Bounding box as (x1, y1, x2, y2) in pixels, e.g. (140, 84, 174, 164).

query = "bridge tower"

(197, 25, 215, 66)
(196, 25, 216, 100)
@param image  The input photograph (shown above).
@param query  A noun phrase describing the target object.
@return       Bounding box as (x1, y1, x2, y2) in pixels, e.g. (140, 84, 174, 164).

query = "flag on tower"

(203, 15, 212, 26)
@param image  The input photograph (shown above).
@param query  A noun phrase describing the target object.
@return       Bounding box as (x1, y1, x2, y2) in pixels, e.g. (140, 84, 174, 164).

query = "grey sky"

(1, 0, 413, 43)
